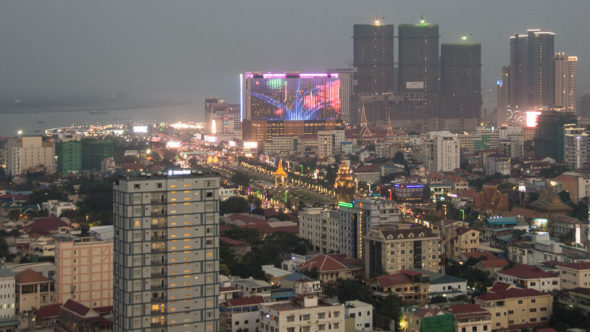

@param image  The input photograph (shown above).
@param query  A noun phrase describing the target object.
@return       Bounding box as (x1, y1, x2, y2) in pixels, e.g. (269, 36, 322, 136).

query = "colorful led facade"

(241, 72, 341, 121)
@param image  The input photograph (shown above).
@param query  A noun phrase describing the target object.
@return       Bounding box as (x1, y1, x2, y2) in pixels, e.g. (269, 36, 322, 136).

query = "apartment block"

(220, 296, 266, 332)
(364, 227, 441, 278)
(497, 264, 560, 292)
(0, 269, 16, 328)
(112, 172, 220, 331)
(5, 136, 55, 175)
(551, 262, 590, 289)
(476, 283, 553, 331)
(258, 282, 344, 332)
(54, 234, 113, 308)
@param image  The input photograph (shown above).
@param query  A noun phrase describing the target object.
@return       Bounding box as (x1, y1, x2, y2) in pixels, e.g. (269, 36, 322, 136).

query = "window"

(472, 327, 477, 332)
(531, 299, 536, 303)
(286, 315, 294, 322)
(530, 308, 536, 312)
(540, 307, 548, 312)
(483, 325, 488, 331)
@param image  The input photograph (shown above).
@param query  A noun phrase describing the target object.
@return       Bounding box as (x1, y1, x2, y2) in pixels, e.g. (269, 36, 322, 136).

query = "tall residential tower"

(113, 171, 220, 331)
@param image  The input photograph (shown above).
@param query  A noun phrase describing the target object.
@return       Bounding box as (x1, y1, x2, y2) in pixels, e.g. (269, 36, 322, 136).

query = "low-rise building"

(344, 300, 373, 332)
(445, 303, 491, 332)
(220, 296, 266, 332)
(446, 227, 479, 258)
(549, 261, 590, 289)
(403, 308, 454, 332)
(232, 278, 272, 301)
(497, 264, 560, 292)
(299, 254, 362, 283)
(15, 268, 55, 313)
(406, 268, 467, 299)
(367, 270, 429, 303)
(258, 281, 345, 332)
(0, 269, 17, 330)
(56, 299, 112, 331)
(475, 283, 553, 331)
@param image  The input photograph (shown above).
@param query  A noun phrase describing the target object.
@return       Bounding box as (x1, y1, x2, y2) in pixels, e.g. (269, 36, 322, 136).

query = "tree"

(231, 171, 250, 189)
(302, 268, 319, 280)
(220, 197, 250, 215)
(539, 165, 569, 179)
(430, 295, 447, 304)
(559, 191, 572, 206)
(188, 157, 198, 169)
(374, 295, 402, 330)
(27, 188, 69, 205)
(80, 223, 90, 236)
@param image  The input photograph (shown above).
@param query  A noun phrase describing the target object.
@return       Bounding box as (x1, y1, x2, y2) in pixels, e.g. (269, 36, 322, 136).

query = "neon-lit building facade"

(241, 72, 341, 121)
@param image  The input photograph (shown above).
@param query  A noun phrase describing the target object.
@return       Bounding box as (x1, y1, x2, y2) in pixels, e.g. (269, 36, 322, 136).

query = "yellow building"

(475, 282, 553, 331)
(367, 271, 429, 303)
(552, 262, 590, 289)
(446, 227, 480, 258)
(364, 227, 441, 278)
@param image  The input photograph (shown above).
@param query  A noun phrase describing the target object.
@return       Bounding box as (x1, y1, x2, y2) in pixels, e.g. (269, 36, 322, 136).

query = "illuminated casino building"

(241, 72, 342, 122)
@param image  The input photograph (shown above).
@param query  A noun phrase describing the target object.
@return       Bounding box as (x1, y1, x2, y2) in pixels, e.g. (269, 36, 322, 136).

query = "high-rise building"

(422, 131, 460, 172)
(563, 125, 588, 169)
(5, 136, 55, 175)
(534, 111, 577, 160)
(81, 139, 114, 171)
(56, 139, 82, 174)
(0, 269, 16, 329)
(54, 234, 113, 308)
(582, 94, 590, 119)
(328, 68, 354, 124)
(317, 129, 345, 159)
(554, 52, 577, 112)
(113, 171, 220, 331)
(440, 41, 482, 130)
(352, 22, 394, 94)
(398, 19, 440, 95)
(496, 66, 511, 126)
(241, 72, 342, 122)
(205, 98, 228, 133)
(509, 29, 555, 110)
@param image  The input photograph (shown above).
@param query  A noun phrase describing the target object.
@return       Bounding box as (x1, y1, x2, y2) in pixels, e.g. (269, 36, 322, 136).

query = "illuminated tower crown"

(273, 160, 288, 187)
(334, 158, 356, 204)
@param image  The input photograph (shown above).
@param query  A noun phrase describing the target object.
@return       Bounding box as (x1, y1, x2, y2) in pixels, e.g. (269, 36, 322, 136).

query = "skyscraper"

(496, 66, 511, 126)
(352, 22, 394, 94)
(534, 111, 576, 160)
(440, 41, 482, 130)
(398, 19, 440, 94)
(113, 171, 220, 331)
(554, 52, 577, 112)
(509, 29, 555, 110)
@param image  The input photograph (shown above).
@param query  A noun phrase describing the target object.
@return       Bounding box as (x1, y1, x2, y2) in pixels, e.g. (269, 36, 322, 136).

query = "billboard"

(406, 81, 424, 89)
(531, 218, 548, 231)
(132, 125, 149, 133)
(242, 72, 341, 121)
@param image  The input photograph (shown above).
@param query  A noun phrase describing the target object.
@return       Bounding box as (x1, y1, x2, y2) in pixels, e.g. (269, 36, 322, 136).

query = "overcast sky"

(1, 0, 589, 109)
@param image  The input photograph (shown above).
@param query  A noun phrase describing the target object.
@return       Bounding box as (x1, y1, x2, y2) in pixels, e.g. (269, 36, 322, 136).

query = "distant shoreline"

(0, 101, 192, 114)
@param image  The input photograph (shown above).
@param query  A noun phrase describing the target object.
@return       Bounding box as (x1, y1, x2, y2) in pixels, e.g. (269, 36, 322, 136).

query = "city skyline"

(1, 0, 589, 115)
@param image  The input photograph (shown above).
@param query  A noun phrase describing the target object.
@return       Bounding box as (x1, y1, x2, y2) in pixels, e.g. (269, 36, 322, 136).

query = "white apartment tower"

(423, 131, 460, 172)
(554, 52, 577, 112)
(564, 125, 588, 169)
(5, 136, 55, 175)
(113, 171, 220, 332)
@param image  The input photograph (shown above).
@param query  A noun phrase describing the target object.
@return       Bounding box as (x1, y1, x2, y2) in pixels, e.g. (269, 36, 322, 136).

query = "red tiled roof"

(354, 165, 381, 173)
(25, 217, 69, 236)
(489, 282, 512, 293)
(15, 268, 48, 284)
(220, 286, 239, 292)
(329, 254, 363, 269)
(446, 304, 489, 318)
(220, 237, 249, 246)
(552, 261, 590, 270)
(399, 269, 422, 277)
(93, 306, 112, 315)
(499, 264, 557, 279)
(227, 214, 298, 235)
(371, 273, 412, 287)
(36, 303, 61, 323)
(456, 227, 472, 236)
(478, 259, 509, 269)
(477, 287, 544, 301)
(301, 254, 349, 272)
(225, 296, 265, 307)
(62, 299, 91, 316)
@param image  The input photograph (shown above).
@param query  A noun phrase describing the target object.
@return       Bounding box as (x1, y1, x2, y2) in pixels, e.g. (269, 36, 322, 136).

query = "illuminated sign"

(525, 111, 542, 128)
(338, 202, 353, 208)
(203, 135, 217, 143)
(167, 169, 191, 176)
(228, 140, 236, 147)
(166, 141, 181, 149)
(243, 72, 341, 121)
(531, 218, 549, 230)
(132, 125, 148, 133)
(406, 81, 424, 89)
(497, 80, 503, 86)
(243, 141, 258, 149)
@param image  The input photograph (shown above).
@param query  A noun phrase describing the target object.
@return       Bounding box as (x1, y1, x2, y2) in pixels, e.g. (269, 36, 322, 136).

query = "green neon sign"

(338, 202, 353, 208)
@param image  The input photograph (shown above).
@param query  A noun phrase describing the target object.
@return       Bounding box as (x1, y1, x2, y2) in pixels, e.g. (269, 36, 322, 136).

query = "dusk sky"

(1, 0, 589, 110)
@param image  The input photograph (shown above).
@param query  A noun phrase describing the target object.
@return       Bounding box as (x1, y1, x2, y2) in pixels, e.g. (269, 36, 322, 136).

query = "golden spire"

(273, 160, 287, 177)
(360, 104, 368, 128)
